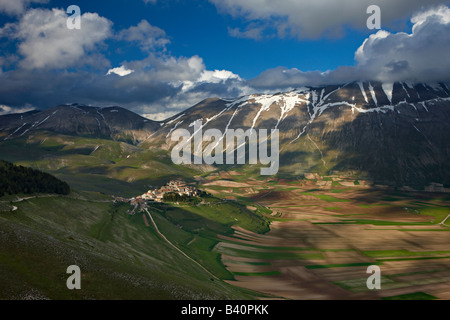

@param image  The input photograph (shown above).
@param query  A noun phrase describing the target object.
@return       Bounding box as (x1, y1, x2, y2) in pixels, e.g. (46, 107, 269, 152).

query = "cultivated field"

(205, 177, 450, 300)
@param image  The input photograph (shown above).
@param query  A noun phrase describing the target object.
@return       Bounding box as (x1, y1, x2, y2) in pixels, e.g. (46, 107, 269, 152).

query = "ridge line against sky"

(0, 0, 449, 120)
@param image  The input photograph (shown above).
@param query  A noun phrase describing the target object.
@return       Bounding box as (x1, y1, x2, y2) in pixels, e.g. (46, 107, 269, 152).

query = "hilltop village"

(114, 180, 200, 214)
(136, 180, 199, 203)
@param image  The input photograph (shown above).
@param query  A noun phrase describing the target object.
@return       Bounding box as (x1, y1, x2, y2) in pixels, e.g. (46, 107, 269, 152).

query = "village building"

(138, 180, 199, 202)
(114, 180, 200, 207)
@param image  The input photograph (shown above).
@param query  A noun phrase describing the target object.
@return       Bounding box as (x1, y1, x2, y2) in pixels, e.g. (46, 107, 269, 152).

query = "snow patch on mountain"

(358, 82, 369, 103)
(368, 82, 378, 105)
(3, 122, 27, 141)
(401, 83, 411, 98)
(96, 109, 105, 121)
(405, 82, 415, 89)
(167, 120, 184, 138)
(275, 92, 308, 129)
(166, 113, 185, 126)
(382, 83, 394, 104)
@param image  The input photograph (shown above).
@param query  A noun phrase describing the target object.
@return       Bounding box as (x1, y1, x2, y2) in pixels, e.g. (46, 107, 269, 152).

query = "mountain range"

(1, 81, 450, 188)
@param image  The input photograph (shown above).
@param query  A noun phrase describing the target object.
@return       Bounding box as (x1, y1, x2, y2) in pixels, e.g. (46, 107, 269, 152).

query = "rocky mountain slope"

(146, 81, 450, 187)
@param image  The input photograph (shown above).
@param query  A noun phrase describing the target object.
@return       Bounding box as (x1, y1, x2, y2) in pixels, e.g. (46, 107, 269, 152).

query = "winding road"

(440, 214, 450, 226)
(143, 208, 218, 280)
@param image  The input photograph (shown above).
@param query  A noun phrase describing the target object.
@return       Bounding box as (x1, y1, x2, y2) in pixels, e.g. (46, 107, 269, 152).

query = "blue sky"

(0, 0, 449, 119)
(43, 0, 367, 78)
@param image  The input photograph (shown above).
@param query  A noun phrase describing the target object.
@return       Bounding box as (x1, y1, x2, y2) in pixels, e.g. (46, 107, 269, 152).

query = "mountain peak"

(0, 103, 160, 144)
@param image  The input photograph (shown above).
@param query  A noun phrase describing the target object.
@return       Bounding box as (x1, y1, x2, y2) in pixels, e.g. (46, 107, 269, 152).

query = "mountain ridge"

(0, 104, 161, 144)
(1, 81, 450, 188)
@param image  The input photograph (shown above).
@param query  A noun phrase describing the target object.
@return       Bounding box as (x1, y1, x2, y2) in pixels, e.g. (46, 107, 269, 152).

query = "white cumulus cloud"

(117, 19, 170, 52)
(211, 0, 448, 39)
(198, 69, 241, 84)
(0, 0, 48, 16)
(354, 5, 450, 83)
(0, 104, 35, 115)
(248, 5, 450, 89)
(0, 8, 112, 70)
(106, 65, 135, 77)
(143, 111, 178, 122)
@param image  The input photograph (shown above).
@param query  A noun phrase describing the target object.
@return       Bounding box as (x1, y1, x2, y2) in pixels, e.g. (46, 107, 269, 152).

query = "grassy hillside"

(0, 132, 200, 197)
(0, 132, 274, 299)
(0, 192, 261, 300)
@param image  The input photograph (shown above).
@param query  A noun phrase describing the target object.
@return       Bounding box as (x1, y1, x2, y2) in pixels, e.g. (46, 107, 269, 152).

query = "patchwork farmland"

(204, 177, 450, 300)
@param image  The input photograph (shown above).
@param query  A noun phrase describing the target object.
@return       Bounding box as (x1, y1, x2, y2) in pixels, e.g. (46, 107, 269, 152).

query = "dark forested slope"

(0, 160, 70, 196)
